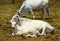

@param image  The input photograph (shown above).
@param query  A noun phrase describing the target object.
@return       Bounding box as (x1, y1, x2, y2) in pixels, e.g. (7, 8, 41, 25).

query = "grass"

(0, 3, 60, 41)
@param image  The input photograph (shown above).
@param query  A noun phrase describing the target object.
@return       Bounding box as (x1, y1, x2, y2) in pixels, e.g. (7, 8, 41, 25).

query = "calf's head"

(9, 14, 21, 28)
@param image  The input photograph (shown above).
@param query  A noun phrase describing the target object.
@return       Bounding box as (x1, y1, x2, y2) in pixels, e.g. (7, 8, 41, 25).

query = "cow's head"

(9, 14, 21, 28)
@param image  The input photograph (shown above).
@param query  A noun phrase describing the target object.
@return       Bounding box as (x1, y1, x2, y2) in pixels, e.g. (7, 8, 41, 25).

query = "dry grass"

(0, 3, 60, 41)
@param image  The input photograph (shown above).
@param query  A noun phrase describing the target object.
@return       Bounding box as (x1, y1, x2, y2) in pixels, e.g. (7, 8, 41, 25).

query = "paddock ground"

(0, 2, 60, 41)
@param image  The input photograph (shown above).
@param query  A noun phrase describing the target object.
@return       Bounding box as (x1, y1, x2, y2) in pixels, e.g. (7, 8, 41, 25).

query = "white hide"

(18, 0, 50, 19)
(10, 15, 55, 37)
(12, 25, 40, 37)
(19, 18, 54, 35)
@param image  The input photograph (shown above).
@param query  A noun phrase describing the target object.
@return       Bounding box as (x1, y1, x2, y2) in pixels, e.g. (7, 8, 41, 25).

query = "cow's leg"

(36, 30, 41, 36)
(46, 8, 50, 18)
(24, 34, 37, 37)
(31, 34, 37, 37)
(27, 34, 37, 37)
(24, 34, 31, 37)
(29, 8, 35, 19)
(40, 27, 46, 35)
(30, 30, 39, 37)
(17, 2, 25, 17)
(42, 8, 47, 20)
(26, 30, 38, 37)
(18, 8, 26, 17)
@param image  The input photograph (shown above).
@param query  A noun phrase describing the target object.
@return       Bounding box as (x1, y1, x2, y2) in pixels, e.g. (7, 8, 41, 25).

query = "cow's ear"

(16, 15, 19, 18)
(16, 15, 18, 17)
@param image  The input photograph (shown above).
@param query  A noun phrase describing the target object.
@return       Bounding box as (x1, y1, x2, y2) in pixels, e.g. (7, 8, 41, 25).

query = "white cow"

(12, 24, 40, 37)
(17, 0, 50, 19)
(9, 14, 55, 37)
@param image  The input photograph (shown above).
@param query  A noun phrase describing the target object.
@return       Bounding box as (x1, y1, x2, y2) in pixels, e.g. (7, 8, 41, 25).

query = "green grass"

(0, 3, 60, 41)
